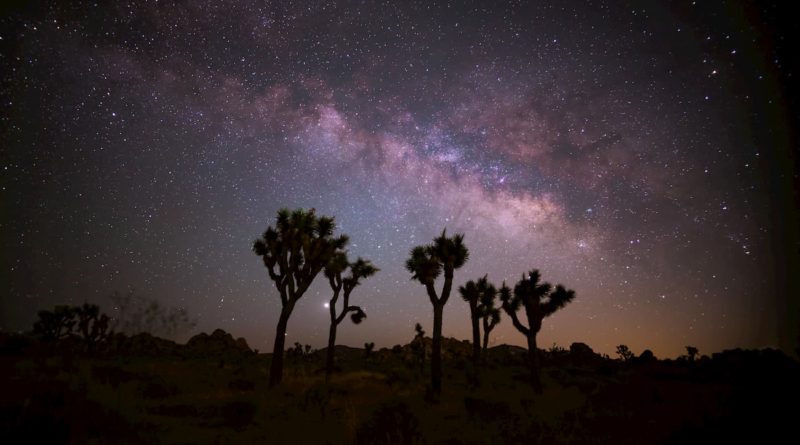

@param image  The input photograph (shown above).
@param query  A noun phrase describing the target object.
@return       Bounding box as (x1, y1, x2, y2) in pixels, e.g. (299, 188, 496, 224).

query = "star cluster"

(2, 1, 796, 357)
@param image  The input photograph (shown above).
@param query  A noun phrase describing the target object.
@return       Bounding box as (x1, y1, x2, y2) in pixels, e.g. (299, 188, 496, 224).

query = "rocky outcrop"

(568, 342, 601, 365)
(110, 332, 181, 357)
(185, 329, 253, 358)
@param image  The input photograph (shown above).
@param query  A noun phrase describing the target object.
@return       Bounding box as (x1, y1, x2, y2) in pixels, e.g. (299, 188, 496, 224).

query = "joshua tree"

(459, 275, 497, 367)
(685, 346, 699, 362)
(75, 303, 111, 351)
(411, 323, 427, 373)
(253, 208, 349, 387)
(33, 305, 78, 341)
(616, 344, 634, 362)
(364, 342, 375, 359)
(406, 229, 469, 394)
(500, 270, 576, 391)
(324, 253, 379, 381)
(479, 292, 501, 354)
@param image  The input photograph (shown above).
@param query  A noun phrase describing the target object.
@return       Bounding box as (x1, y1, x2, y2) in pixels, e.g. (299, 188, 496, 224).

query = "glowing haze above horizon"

(3, 0, 797, 358)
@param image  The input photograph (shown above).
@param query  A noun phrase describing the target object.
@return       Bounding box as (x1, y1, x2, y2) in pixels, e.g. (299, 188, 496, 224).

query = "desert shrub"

(356, 401, 421, 445)
(228, 377, 256, 391)
(299, 386, 333, 418)
(463, 397, 512, 423)
(90, 364, 137, 388)
(216, 401, 256, 431)
(141, 377, 179, 399)
(4, 379, 143, 443)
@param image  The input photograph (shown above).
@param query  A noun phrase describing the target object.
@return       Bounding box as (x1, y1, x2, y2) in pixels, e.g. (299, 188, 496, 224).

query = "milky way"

(2, 1, 797, 357)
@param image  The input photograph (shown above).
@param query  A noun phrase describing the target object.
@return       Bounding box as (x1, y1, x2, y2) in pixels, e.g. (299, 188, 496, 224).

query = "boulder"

(634, 349, 657, 364)
(185, 329, 252, 358)
(569, 342, 601, 366)
(111, 332, 181, 357)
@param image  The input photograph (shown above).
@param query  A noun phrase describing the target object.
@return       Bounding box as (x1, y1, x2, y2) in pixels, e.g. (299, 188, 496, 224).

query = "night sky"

(2, 1, 798, 358)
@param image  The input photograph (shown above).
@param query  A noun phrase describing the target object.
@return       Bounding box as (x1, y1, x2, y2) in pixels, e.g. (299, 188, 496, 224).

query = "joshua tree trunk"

(431, 302, 444, 394)
(470, 301, 480, 368)
(270, 303, 293, 387)
(526, 331, 542, 392)
(482, 318, 490, 353)
(326, 321, 337, 381)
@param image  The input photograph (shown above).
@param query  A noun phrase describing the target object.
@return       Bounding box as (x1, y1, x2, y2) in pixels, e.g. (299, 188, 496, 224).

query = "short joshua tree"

(323, 253, 378, 381)
(500, 270, 576, 391)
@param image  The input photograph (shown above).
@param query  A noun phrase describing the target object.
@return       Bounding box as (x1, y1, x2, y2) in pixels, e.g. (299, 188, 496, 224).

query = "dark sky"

(2, 0, 797, 357)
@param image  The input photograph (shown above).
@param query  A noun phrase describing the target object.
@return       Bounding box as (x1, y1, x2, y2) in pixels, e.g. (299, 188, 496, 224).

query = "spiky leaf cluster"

(506, 270, 576, 318)
(253, 208, 349, 304)
(405, 229, 468, 286)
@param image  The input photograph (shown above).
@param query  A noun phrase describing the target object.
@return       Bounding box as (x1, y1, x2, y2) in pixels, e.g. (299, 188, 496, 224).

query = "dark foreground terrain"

(2, 330, 798, 444)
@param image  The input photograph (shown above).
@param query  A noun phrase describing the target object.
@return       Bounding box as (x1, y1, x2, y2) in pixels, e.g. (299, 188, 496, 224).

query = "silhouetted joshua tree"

(324, 252, 379, 381)
(75, 303, 111, 351)
(616, 344, 634, 362)
(500, 270, 576, 391)
(411, 323, 427, 373)
(685, 345, 699, 362)
(364, 342, 375, 358)
(253, 208, 348, 387)
(406, 229, 469, 394)
(478, 289, 501, 354)
(33, 305, 77, 341)
(460, 275, 497, 368)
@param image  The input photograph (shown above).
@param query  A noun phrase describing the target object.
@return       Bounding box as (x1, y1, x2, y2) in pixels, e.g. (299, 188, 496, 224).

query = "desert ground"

(2, 329, 798, 444)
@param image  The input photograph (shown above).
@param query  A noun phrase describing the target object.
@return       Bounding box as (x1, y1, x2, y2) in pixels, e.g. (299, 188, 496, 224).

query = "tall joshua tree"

(478, 287, 501, 354)
(324, 253, 379, 381)
(459, 276, 497, 367)
(500, 270, 576, 391)
(406, 229, 469, 394)
(253, 208, 348, 387)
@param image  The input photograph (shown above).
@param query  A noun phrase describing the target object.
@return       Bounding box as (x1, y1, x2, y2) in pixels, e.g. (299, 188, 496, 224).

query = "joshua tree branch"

(264, 258, 280, 282)
(440, 266, 454, 305)
(425, 282, 439, 305)
(504, 305, 530, 336)
(336, 305, 364, 325)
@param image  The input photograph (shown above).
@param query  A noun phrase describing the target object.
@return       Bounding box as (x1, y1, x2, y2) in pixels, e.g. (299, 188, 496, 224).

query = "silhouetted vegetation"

(75, 303, 111, 351)
(33, 305, 78, 342)
(7, 209, 797, 444)
(405, 229, 469, 395)
(253, 208, 348, 386)
(355, 401, 422, 445)
(324, 252, 379, 381)
(364, 342, 375, 359)
(4, 325, 798, 444)
(478, 283, 501, 355)
(33, 304, 112, 352)
(616, 344, 635, 362)
(500, 270, 576, 391)
(411, 323, 427, 374)
(459, 275, 497, 369)
(108, 290, 195, 339)
(686, 345, 699, 362)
